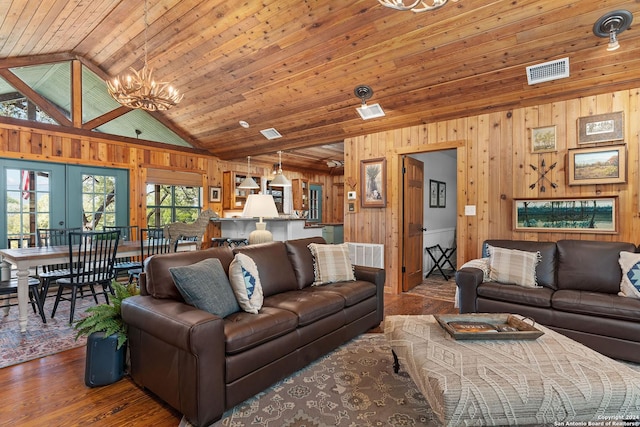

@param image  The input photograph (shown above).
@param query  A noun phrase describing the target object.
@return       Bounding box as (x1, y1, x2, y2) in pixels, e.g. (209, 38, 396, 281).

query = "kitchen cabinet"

(222, 171, 261, 210)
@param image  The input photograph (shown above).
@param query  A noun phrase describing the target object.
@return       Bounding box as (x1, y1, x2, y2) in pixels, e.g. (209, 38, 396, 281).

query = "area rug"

(0, 294, 95, 368)
(180, 333, 441, 427)
(406, 278, 457, 303)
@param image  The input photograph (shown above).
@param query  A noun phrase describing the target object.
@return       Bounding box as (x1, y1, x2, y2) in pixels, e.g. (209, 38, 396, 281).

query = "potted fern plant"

(74, 280, 139, 387)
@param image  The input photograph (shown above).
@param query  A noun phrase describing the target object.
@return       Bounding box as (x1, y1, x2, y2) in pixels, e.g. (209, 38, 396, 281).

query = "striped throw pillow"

(308, 243, 356, 286)
(488, 245, 541, 288)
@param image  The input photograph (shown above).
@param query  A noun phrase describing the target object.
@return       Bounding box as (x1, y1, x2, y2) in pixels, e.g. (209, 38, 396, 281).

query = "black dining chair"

(127, 227, 173, 284)
(0, 277, 46, 323)
(51, 230, 120, 324)
(36, 227, 82, 298)
(104, 225, 142, 279)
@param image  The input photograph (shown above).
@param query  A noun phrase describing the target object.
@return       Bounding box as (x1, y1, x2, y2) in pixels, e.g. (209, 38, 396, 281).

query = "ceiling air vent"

(526, 57, 570, 85)
(356, 103, 386, 120)
(260, 128, 282, 140)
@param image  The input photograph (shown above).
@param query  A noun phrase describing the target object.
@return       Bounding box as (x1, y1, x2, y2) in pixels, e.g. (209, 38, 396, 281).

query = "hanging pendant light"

(238, 156, 260, 189)
(270, 150, 291, 187)
(106, 0, 183, 111)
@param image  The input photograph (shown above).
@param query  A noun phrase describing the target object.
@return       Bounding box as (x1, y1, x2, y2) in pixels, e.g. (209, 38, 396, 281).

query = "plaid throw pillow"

(488, 245, 541, 288)
(308, 243, 356, 286)
(618, 251, 640, 299)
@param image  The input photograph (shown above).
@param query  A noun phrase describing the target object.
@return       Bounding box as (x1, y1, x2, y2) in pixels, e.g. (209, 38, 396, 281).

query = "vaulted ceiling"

(1, 0, 639, 173)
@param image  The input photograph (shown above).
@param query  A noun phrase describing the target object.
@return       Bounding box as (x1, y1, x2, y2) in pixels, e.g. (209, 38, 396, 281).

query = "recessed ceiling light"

(239, 120, 250, 128)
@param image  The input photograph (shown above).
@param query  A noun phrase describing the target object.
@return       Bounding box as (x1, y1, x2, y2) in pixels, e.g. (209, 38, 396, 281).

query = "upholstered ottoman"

(384, 315, 640, 426)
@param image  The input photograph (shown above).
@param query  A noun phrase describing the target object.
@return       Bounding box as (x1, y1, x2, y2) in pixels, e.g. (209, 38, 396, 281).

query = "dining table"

(0, 239, 197, 333)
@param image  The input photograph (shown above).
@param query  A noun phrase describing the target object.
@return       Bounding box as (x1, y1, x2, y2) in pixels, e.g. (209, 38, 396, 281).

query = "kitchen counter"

(211, 217, 324, 241)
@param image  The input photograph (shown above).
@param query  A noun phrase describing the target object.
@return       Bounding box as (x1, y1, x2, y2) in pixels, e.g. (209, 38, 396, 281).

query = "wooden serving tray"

(434, 313, 544, 340)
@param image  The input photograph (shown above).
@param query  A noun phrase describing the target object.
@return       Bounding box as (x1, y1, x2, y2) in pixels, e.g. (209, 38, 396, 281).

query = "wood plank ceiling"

(0, 0, 639, 173)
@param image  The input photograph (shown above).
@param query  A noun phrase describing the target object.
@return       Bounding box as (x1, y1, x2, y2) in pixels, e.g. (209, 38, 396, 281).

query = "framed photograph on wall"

(361, 157, 386, 208)
(209, 186, 221, 202)
(429, 180, 439, 208)
(567, 144, 626, 185)
(577, 112, 624, 144)
(513, 197, 617, 233)
(531, 125, 557, 153)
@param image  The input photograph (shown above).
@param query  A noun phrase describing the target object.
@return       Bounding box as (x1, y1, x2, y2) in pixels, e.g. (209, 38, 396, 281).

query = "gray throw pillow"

(169, 258, 240, 318)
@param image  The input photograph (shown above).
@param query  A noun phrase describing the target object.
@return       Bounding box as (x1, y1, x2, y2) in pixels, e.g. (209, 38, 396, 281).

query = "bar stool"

(226, 238, 249, 248)
(0, 277, 47, 323)
(211, 238, 230, 247)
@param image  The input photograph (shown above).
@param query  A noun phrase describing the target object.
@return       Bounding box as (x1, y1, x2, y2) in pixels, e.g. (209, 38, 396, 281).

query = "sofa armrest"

(354, 265, 386, 324)
(122, 295, 224, 352)
(121, 295, 226, 426)
(455, 267, 484, 313)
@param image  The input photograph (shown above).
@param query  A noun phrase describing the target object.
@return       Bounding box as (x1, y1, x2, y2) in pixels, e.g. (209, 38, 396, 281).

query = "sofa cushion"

(224, 307, 299, 354)
(487, 246, 541, 288)
(234, 242, 298, 297)
(229, 253, 264, 314)
(483, 240, 557, 289)
(285, 237, 327, 289)
(618, 251, 640, 299)
(144, 246, 235, 299)
(557, 240, 636, 293)
(552, 289, 640, 323)
(263, 289, 345, 326)
(168, 258, 240, 318)
(477, 282, 553, 308)
(308, 242, 356, 286)
(314, 280, 377, 306)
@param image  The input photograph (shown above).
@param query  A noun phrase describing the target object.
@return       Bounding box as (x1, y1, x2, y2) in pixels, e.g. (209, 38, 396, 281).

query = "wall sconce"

(593, 10, 633, 52)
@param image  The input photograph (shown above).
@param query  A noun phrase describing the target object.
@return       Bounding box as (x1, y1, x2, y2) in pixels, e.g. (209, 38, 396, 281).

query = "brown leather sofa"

(121, 237, 385, 427)
(456, 239, 640, 363)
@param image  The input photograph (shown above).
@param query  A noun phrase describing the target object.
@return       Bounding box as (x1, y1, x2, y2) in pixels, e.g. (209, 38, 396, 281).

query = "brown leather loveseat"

(121, 237, 385, 427)
(456, 239, 640, 363)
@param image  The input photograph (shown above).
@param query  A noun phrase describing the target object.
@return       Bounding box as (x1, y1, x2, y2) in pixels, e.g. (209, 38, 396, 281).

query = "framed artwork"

(209, 186, 221, 202)
(438, 181, 446, 208)
(567, 144, 626, 185)
(429, 180, 439, 207)
(531, 125, 557, 153)
(360, 157, 386, 208)
(429, 180, 446, 208)
(513, 197, 617, 233)
(577, 112, 624, 144)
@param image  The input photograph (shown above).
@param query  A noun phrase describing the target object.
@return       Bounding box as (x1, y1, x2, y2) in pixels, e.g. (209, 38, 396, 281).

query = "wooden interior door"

(402, 156, 424, 292)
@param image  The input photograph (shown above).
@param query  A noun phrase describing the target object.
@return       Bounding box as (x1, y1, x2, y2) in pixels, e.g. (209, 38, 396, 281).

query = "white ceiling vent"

(526, 57, 570, 85)
(260, 128, 282, 140)
(356, 103, 386, 120)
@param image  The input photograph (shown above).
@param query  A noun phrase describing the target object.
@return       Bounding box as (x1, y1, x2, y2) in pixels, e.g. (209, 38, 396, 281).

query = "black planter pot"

(84, 331, 127, 387)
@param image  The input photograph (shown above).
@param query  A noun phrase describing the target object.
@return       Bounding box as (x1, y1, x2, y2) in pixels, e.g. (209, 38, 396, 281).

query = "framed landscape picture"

(531, 125, 557, 153)
(577, 112, 624, 144)
(567, 144, 626, 185)
(513, 197, 617, 233)
(360, 157, 386, 208)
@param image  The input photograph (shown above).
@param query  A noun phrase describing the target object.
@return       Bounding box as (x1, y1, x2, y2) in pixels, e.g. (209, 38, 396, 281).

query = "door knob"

(421, 227, 427, 231)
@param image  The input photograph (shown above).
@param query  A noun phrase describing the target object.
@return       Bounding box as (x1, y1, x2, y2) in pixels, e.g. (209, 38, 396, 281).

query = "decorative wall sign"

(529, 159, 557, 192)
(360, 157, 386, 208)
(567, 144, 626, 185)
(531, 125, 557, 153)
(513, 197, 617, 233)
(209, 186, 221, 202)
(577, 112, 624, 144)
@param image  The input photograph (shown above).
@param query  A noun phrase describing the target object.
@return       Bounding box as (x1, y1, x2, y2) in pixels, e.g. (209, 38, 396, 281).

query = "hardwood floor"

(0, 279, 456, 426)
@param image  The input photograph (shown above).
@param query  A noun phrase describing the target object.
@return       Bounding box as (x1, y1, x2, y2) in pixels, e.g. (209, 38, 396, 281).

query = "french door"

(0, 158, 129, 249)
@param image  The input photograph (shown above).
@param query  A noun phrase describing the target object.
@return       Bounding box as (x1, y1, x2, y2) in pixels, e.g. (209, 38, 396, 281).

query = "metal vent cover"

(526, 57, 570, 85)
(260, 128, 282, 140)
(356, 103, 385, 120)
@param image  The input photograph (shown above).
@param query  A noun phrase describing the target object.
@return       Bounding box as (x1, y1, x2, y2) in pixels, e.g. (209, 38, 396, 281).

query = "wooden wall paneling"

(465, 115, 480, 263)
(476, 115, 490, 252)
